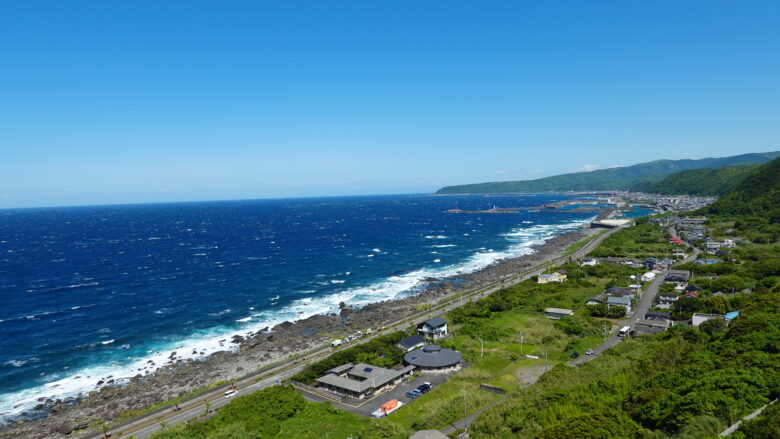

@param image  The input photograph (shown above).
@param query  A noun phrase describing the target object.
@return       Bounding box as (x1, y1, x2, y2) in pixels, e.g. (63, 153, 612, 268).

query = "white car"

(585, 349, 594, 355)
(224, 389, 237, 398)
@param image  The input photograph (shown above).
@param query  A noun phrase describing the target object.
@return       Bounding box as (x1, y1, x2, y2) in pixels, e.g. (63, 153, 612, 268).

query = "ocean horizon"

(0, 193, 647, 421)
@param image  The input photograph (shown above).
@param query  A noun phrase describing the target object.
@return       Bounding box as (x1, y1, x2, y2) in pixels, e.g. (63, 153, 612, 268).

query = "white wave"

(0, 215, 593, 423)
(433, 259, 441, 263)
(372, 248, 381, 253)
(4, 360, 27, 368)
(236, 317, 252, 323)
(424, 235, 447, 239)
(100, 339, 115, 345)
(330, 280, 345, 284)
(432, 244, 457, 248)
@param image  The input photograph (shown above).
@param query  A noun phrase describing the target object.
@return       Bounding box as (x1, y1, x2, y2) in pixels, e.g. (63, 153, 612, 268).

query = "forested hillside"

(706, 157, 780, 218)
(436, 152, 780, 194)
(631, 163, 760, 196)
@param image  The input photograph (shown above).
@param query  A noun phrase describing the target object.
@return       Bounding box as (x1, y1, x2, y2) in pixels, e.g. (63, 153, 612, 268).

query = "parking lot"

(295, 370, 455, 417)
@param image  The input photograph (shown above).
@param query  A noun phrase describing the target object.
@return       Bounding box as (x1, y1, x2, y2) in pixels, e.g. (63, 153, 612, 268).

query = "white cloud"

(492, 170, 506, 175)
(581, 164, 600, 172)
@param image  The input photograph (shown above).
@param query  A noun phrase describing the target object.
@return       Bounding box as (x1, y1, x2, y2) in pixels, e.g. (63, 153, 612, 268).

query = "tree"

(608, 306, 627, 319)
(699, 318, 727, 336)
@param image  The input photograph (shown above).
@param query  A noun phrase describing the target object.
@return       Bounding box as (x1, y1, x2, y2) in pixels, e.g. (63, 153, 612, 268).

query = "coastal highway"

(93, 225, 620, 439)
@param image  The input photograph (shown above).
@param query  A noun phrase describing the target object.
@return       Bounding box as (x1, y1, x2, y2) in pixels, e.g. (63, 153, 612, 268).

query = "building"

(396, 335, 426, 352)
(580, 257, 599, 267)
(656, 293, 679, 310)
(403, 345, 462, 373)
(641, 272, 656, 282)
(635, 318, 669, 334)
(672, 249, 688, 258)
(665, 271, 691, 283)
(607, 296, 632, 314)
(315, 363, 415, 399)
(544, 307, 574, 320)
(692, 313, 725, 327)
(586, 294, 607, 306)
(645, 310, 671, 321)
(706, 241, 722, 252)
(418, 317, 448, 340)
(538, 271, 567, 284)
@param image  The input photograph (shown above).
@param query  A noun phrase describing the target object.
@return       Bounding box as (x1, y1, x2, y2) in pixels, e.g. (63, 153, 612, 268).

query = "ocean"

(0, 194, 645, 421)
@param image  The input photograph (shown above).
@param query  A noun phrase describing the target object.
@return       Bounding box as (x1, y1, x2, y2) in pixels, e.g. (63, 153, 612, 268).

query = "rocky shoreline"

(1, 225, 596, 439)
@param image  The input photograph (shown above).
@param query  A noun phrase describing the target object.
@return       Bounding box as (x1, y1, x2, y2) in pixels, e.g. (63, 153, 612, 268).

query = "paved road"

(439, 393, 509, 436)
(94, 226, 620, 439)
(569, 235, 701, 367)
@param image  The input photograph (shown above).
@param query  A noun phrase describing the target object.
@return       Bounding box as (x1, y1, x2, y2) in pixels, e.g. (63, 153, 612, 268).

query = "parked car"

(417, 384, 432, 394)
(372, 399, 403, 418)
(570, 351, 580, 358)
(585, 349, 594, 355)
(405, 389, 422, 398)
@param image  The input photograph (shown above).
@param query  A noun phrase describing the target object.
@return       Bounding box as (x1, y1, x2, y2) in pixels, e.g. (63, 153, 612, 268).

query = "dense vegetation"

(632, 163, 760, 196)
(436, 152, 778, 194)
(288, 331, 406, 384)
(706, 157, 780, 220)
(468, 291, 780, 438)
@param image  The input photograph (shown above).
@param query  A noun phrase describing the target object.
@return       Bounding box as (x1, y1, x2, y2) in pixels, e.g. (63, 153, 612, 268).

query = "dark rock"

(55, 421, 75, 435)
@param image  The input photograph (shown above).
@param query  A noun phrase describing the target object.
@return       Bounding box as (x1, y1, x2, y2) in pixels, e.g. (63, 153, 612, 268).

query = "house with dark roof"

(544, 307, 574, 320)
(644, 310, 671, 321)
(635, 318, 669, 334)
(404, 345, 462, 372)
(396, 335, 425, 352)
(315, 363, 415, 399)
(418, 317, 448, 340)
(605, 287, 633, 298)
(586, 294, 607, 306)
(665, 271, 691, 283)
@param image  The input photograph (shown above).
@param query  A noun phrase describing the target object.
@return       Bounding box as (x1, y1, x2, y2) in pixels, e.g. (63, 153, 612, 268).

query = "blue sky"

(1, 1, 779, 208)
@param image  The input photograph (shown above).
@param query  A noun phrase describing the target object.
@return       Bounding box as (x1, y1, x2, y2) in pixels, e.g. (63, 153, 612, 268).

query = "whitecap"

(100, 339, 115, 345)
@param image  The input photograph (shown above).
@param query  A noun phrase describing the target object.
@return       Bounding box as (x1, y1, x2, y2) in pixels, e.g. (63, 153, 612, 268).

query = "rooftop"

(423, 317, 447, 328)
(404, 345, 462, 369)
(316, 363, 415, 393)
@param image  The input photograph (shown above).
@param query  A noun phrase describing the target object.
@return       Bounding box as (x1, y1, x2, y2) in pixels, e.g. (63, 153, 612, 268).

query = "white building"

(692, 313, 725, 327)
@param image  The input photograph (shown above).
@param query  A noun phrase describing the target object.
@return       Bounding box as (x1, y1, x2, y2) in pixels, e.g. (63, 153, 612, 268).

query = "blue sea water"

(0, 194, 640, 420)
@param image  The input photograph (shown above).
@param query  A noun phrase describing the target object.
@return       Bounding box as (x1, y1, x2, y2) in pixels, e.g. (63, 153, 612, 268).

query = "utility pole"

(543, 351, 548, 372)
(519, 333, 524, 356)
(462, 388, 467, 418)
(480, 335, 484, 358)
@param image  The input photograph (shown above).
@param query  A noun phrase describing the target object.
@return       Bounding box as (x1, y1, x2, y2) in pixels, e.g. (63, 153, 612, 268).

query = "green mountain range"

(435, 152, 780, 194)
(705, 156, 780, 219)
(632, 163, 762, 196)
